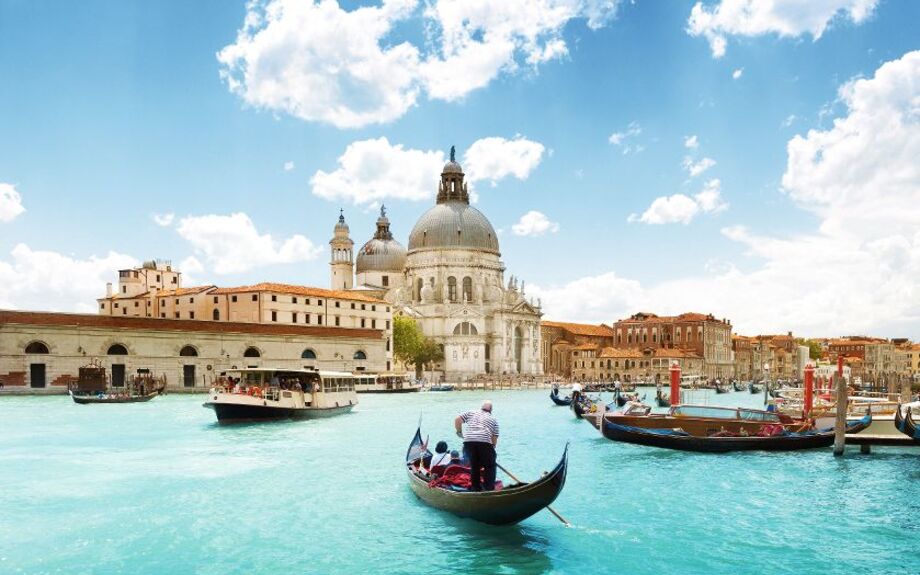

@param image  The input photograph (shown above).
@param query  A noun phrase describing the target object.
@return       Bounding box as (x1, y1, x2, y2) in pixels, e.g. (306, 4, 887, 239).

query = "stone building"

(732, 333, 803, 381)
(612, 312, 732, 378)
(333, 148, 542, 381)
(540, 321, 615, 378)
(569, 345, 703, 383)
(0, 310, 386, 391)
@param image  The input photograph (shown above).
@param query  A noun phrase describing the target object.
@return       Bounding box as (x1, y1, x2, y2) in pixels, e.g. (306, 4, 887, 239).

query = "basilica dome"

(407, 152, 500, 255)
(356, 206, 406, 273)
(408, 202, 500, 254)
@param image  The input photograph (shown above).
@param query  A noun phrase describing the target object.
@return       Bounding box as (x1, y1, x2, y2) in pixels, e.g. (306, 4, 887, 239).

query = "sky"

(0, 0, 918, 339)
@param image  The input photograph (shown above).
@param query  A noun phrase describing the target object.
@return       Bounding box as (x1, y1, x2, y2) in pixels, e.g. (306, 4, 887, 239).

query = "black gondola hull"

(405, 428, 568, 525)
(550, 390, 573, 406)
(601, 415, 871, 453)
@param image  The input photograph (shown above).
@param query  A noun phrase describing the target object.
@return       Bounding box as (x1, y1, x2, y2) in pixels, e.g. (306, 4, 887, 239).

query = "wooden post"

(833, 372, 847, 456)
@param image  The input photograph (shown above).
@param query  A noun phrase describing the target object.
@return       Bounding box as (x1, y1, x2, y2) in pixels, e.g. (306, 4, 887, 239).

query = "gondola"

(748, 382, 762, 394)
(714, 382, 730, 394)
(600, 414, 871, 453)
(894, 405, 920, 442)
(405, 427, 568, 525)
(70, 390, 158, 404)
(655, 390, 670, 408)
(732, 381, 745, 392)
(550, 388, 573, 406)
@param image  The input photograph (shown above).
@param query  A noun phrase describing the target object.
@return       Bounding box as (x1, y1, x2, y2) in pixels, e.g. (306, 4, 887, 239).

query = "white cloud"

(0, 244, 137, 312)
(628, 179, 726, 225)
(539, 52, 920, 338)
(684, 135, 699, 149)
(311, 136, 545, 204)
(219, 0, 621, 128)
(0, 183, 25, 222)
(152, 213, 175, 227)
(781, 114, 797, 127)
(688, 0, 878, 58)
(175, 212, 322, 274)
(682, 155, 716, 177)
(178, 256, 205, 286)
(311, 137, 445, 204)
(608, 122, 643, 153)
(732, 67, 743, 79)
(463, 136, 545, 185)
(284, 161, 295, 172)
(511, 210, 559, 236)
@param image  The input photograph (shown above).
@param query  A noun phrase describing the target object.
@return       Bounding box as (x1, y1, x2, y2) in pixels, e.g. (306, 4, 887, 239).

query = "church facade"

(331, 148, 543, 381)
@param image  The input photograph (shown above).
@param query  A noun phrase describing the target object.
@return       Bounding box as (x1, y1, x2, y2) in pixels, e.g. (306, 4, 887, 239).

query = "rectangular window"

(317, 300, 323, 306)
(161, 312, 166, 318)
(318, 315, 323, 325)
(292, 313, 297, 323)
(122, 286, 126, 293)
(382, 276, 389, 287)
(272, 295, 277, 302)
(134, 301, 139, 307)
(214, 296, 219, 304)
(361, 318, 366, 328)
(114, 303, 119, 309)
(122, 308, 127, 315)
(361, 304, 366, 311)
(386, 320, 390, 330)
(252, 294, 258, 302)
(335, 316, 340, 326)
(175, 299, 179, 305)
(306, 298, 311, 305)
(292, 297, 298, 304)
(372, 305, 376, 312)
(231, 295, 238, 303)
(386, 307, 390, 312)
(351, 303, 355, 309)
(305, 314, 311, 324)
(190, 297, 194, 304)
(147, 301, 150, 306)
(372, 319, 376, 329)
(335, 301, 340, 308)
(271, 311, 277, 322)
(174, 312, 179, 318)
(100, 303, 105, 309)
(189, 311, 195, 319)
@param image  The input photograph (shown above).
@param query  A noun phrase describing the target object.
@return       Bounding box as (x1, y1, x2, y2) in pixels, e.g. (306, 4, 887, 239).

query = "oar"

(495, 462, 570, 527)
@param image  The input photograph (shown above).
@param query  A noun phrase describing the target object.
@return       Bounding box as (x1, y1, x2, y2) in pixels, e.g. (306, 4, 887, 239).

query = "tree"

(795, 338, 823, 360)
(393, 315, 444, 378)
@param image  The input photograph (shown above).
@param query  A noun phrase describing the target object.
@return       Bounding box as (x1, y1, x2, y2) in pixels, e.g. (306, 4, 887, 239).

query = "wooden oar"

(495, 462, 570, 527)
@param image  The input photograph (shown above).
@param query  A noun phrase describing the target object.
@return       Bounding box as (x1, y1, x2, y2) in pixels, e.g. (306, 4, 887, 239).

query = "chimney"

(106, 282, 113, 297)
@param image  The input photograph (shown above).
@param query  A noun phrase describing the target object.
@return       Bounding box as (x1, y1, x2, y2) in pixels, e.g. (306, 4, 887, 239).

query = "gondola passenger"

(429, 441, 451, 469)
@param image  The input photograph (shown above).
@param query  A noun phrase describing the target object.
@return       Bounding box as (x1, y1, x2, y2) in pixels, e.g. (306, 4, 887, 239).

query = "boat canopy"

(671, 405, 781, 423)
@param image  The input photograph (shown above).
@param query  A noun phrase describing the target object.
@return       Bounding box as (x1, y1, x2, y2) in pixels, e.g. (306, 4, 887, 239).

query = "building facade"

(612, 312, 732, 378)
(333, 149, 542, 381)
(540, 321, 615, 379)
(0, 310, 386, 390)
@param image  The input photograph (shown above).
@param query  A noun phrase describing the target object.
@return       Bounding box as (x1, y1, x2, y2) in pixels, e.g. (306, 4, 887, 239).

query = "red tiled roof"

(616, 311, 724, 324)
(541, 321, 615, 337)
(598, 347, 643, 358)
(211, 283, 384, 304)
(0, 310, 382, 340)
(152, 286, 216, 298)
(571, 343, 599, 351)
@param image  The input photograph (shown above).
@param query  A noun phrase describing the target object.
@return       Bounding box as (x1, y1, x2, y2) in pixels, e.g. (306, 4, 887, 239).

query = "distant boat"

(655, 389, 671, 408)
(714, 381, 730, 394)
(354, 373, 420, 394)
(894, 405, 920, 443)
(69, 361, 165, 405)
(405, 426, 568, 525)
(749, 382, 763, 394)
(70, 390, 158, 404)
(550, 387, 572, 406)
(600, 414, 872, 453)
(733, 381, 745, 392)
(428, 384, 455, 392)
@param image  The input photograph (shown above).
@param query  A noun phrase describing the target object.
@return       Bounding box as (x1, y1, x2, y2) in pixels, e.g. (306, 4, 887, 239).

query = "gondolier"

(455, 400, 499, 492)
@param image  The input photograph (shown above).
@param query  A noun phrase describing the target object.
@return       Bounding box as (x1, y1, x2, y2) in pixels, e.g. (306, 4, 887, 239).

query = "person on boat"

(454, 400, 499, 492)
(448, 450, 462, 467)
(429, 441, 451, 469)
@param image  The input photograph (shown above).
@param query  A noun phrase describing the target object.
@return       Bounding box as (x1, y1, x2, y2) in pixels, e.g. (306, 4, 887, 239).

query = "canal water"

(1, 388, 916, 575)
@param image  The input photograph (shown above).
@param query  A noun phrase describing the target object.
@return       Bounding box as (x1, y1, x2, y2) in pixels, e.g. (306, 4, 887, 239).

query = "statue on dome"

(449, 145, 456, 162)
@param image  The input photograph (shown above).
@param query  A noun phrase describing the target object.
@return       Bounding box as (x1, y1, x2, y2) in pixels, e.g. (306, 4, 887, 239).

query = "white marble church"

(329, 147, 543, 381)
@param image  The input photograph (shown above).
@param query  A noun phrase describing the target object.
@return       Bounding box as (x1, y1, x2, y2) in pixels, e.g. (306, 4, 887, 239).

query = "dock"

(844, 434, 918, 453)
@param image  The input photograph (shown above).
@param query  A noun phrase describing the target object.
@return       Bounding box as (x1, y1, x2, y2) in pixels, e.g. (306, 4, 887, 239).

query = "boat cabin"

(216, 368, 357, 410)
(670, 404, 783, 424)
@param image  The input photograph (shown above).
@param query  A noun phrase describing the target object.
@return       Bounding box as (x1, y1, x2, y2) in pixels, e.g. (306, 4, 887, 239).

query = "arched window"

(25, 341, 49, 354)
(107, 344, 128, 355)
(301, 349, 317, 360)
(353, 350, 367, 360)
(415, 278, 423, 301)
(462, 276, 472, 302)
(179, 345, 198, 357)
(452, 322, 478, 336)
(213, 309, 220, 321)
(243, 347, 261, 358)
(447, 276, 457, 302)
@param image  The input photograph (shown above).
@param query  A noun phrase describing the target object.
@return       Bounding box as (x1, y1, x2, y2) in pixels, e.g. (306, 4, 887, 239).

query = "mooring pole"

(832, 372, 847, 456)
(669, 362, 681, 406)
(803, 364, 814, 417)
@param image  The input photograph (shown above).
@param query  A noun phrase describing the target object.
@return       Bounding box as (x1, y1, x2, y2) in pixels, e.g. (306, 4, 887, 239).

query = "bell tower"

(329, 209, 354, 290)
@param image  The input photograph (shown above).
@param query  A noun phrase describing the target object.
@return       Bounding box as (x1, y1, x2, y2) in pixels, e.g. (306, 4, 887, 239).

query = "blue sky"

(1, 0, 918, 338)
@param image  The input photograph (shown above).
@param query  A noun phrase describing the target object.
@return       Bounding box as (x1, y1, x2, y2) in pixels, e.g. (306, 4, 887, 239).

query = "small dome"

(442, 160, 463, 174)
(356, 238, 406, 273)
(408, 202, 500, 254)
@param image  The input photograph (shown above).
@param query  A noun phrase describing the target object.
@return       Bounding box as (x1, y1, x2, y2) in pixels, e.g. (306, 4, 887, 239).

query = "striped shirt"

(459, 409, 499, 444)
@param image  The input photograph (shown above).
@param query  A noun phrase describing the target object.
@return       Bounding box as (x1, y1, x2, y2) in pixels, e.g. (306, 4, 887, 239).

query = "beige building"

(569, 345, 703, 383)
(540, 321, 615, 379)
(0, 310, 386, 390)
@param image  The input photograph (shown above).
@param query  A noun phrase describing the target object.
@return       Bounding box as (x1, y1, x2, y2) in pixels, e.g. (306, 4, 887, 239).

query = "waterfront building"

(540, 321, 615, 378)
(568, 345, 703, 383)
(0, 310, 386, 390)
(612, 312, 733, 379)
(732, 333, 802, 381)
(903, 343, 920, 379)
(332, 149, 543, 381)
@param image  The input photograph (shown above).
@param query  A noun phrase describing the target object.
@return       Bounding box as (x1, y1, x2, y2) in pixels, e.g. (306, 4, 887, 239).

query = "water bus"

(354, 373, 419, 393)
(203, 368, 357, 423)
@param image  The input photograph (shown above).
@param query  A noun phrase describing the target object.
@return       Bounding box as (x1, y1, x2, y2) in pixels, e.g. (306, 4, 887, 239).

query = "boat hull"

(204, 401, 354, 423)
(405, 428, 568, 525)
(70, 391, 157, 404)
(601, 415, 871, 453)
(550, 390, 572, 406)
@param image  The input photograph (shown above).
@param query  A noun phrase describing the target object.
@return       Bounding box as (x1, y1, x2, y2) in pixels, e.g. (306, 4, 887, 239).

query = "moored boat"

(655, 389, 670, 408)
(749, 382, 763, 394)
(894, 405, 920, 442)
(354, 373, 419, 393)
(604, 404, 799, 437)
(69, 361, 166, 405)
(203, 368, 357, 423)
(428, 384, 455, 392)
(405, 427, 568, 525)
(732, 380, 745, 392)
(601, 414, 872, 452)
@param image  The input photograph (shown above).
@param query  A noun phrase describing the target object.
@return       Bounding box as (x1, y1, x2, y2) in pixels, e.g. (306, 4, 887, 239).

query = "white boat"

(354, 373, 420, 394)
(203, 368, 357, 423)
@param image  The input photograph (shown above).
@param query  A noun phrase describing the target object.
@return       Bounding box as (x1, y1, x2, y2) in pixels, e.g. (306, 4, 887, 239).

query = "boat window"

(673, 406, 738, 419)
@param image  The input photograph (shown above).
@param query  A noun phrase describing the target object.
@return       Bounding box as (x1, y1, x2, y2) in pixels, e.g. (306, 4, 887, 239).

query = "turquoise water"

(1, 388, 917, 575)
